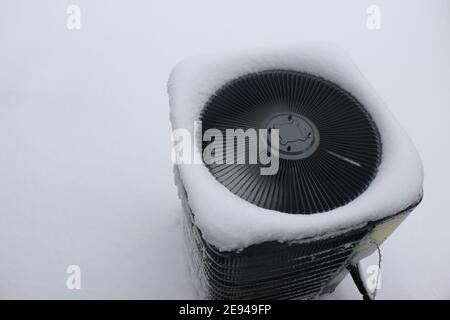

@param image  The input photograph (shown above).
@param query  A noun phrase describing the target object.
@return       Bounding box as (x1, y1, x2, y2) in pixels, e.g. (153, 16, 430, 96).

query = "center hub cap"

(265, 112, 320, 160)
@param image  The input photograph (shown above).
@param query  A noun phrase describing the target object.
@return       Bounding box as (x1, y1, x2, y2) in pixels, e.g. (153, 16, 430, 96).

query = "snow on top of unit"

(167, 43, 424, 251)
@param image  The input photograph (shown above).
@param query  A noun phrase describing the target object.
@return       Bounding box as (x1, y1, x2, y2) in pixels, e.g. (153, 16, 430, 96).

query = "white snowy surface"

(168, 44, 423, 251)
(0, 0, 449, 299)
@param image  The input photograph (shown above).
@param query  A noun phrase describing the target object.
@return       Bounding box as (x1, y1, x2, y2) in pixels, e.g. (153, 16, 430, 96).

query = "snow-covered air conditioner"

(168, 44, 423, 299)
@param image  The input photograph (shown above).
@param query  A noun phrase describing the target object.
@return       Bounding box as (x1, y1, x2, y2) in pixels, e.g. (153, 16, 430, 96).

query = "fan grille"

(200, 70, 381, 214)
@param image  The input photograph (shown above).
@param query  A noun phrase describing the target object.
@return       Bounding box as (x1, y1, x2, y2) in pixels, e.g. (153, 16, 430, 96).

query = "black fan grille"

(200, 70, 381, 215)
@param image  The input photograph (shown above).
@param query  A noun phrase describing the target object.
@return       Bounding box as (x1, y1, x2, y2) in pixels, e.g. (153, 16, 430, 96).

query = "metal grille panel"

(184, 207, 370, 300)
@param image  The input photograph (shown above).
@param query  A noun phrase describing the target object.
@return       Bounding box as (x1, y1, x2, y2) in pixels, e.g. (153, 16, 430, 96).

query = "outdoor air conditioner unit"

(167, 44, 424, 300)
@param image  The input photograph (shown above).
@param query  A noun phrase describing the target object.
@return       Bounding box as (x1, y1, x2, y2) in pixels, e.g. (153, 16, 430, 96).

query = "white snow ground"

(0, 0, 449, 299)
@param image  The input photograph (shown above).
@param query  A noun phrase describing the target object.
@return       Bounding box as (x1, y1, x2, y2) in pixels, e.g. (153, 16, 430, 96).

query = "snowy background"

(0, 0, 449, 299)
